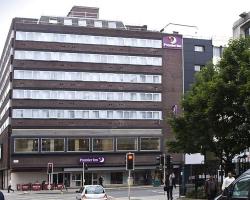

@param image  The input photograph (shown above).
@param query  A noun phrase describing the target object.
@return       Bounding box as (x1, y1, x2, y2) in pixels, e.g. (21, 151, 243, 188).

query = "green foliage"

(168, 37, 250, 171)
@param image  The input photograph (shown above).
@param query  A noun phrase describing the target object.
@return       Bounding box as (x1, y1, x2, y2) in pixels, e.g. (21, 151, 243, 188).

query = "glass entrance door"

(52, 173, 63, 184)
(84, 173, 92, 185)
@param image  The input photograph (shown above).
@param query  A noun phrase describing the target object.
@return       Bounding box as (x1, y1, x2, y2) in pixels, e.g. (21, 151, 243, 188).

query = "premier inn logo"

(80, 157, 105, 164)
(163, 35, 182, 49)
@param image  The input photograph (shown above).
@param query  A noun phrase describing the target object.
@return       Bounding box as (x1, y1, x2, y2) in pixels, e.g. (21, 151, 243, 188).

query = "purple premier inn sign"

(162, 35, 182, 49)
(80, 157, 105, 164)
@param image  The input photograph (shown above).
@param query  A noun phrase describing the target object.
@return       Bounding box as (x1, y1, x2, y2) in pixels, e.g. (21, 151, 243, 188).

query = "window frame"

(14, 138, 39, 153)
(92, 138, 114, 152)
(67, 138, 90, 152)
(116, 137, 138, 152)
(140, 137, 160, 151)
(41, 138, 65, 152)
(194, 45, 205, 52)
(231, 177, 250, 198)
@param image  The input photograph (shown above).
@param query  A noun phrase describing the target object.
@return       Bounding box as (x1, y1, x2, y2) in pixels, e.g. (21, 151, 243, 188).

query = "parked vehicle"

(76, 185, 108, 200)
(215, 169, 250, 200)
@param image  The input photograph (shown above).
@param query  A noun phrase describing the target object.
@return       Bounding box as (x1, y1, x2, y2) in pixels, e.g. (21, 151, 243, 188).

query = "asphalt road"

(2, 186, 180, 200)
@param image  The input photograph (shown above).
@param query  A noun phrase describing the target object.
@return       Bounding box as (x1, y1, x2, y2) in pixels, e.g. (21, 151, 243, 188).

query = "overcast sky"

(0, 0, 249, 55)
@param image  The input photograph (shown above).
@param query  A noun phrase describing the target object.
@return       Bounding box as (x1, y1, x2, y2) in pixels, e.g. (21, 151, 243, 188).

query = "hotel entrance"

(72, 172, 97, 187)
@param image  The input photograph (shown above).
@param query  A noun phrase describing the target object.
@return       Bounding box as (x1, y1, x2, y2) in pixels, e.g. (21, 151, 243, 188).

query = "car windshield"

(85, 186, 104, 194)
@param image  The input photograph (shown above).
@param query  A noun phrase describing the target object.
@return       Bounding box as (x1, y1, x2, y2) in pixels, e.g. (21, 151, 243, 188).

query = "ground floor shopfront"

(0, 164, 182, 190)
(2, 167, 156, 190)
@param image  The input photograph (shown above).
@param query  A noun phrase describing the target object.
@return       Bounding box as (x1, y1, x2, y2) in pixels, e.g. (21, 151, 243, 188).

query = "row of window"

(14, 137, 161, 153)
(62, 18, 118, 29)
(16, 31, 162, 48)
(13, 90, 162, 102)
(14, 70, 161, 83)
(12, 109, 162, 120)
(46, 17, 124, 30)
(14, 51, 162, 66)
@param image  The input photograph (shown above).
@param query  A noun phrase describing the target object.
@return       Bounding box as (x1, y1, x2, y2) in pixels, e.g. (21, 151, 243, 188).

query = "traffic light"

(126, 153, 135, 170)
(156, 155, 164, 169)
(47, 163, 53, 174)
(166, 155, 172, 169)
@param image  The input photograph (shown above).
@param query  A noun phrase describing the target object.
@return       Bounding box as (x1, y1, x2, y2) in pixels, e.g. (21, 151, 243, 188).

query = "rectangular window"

(194, 45, 205, 52)
(116, 137, 137, 151)
(140, 137, 160, 151)
(93, 138, 113, 152)
(78, 20, 87, 26)
(68, 138, 89, 152)
(108, 22, 117, 29)
(94, 21, 102, 28)
(64, 19, 72, 25)
(194, 65, 204, 72)
(72, 173, 82, 187)
(49, 19, 58, 24)
(14, 138, 39, 153)
(41, 138, 64, 152)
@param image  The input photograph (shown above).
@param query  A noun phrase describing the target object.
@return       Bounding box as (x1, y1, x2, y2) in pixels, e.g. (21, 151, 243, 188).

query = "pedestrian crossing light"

(126, 153, 135, 170)
(47, 163, 53, 174)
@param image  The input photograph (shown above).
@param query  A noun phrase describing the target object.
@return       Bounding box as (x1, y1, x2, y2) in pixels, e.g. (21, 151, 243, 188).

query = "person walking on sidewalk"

(222, 172, 235, 191)
(205, 175, 218, 200)
(8, 179, 14, 193)
(164, 171, 176, 200)
(64, 178, 68, 191)
(99, 176, 104, 187)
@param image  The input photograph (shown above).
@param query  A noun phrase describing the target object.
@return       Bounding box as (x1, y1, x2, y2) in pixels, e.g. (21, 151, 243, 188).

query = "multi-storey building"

(0, 6, 183, 189)
(233, 11, 250, 38)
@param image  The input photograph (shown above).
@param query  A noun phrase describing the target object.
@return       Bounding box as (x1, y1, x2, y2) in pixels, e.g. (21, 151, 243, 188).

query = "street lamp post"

(82, 162, 85, 187)
(160, 23, 198, 33)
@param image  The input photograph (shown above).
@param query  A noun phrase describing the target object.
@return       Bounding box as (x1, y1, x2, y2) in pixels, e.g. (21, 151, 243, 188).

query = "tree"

(168, 37, 250, 174)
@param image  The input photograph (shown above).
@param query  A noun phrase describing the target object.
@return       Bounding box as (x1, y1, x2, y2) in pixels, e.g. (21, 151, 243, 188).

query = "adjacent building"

(233, 11, 250, 38)
(0, 6, 183, 189)
(183, 37, 213, 92)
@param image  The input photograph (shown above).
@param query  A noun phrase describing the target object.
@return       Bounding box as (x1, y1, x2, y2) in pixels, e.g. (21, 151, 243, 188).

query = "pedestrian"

(42, 180, 45, 190)
(64, 178, 68, 191)
(99, 176, 104, 187)
(204, 175, 218, 200)
(0, 190, 5, 200)
(222, 172, 235, 191)
(164, 171, 176, 200)
(8, 179, 14, 193)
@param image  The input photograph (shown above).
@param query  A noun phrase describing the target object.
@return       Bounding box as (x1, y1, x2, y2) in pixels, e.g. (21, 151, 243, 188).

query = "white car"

(76, 185, 108, 200)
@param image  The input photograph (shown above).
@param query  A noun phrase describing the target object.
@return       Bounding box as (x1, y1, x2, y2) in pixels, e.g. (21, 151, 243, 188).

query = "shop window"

(68, 138, 90, 152)
(116, 138, 138, 151)
(93, 138, 114, 152)
(14, 138, 39, 153)
(41, 138, 64, 152)
(140, 137, 160, 151)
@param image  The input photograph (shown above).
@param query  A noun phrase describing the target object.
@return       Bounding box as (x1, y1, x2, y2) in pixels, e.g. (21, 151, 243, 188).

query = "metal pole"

(82, 162, 85, 187)
(48, 173, 51, 190)
(48, 174, 50, 190)
(163, 154, 166, 185)
(128, 170, 131, 200)
(181, 164, 185, 196)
